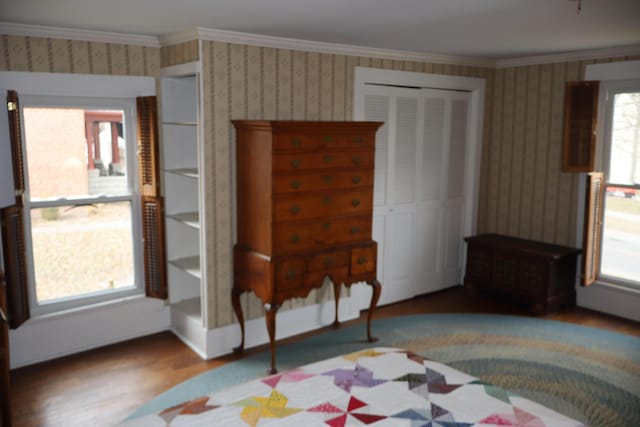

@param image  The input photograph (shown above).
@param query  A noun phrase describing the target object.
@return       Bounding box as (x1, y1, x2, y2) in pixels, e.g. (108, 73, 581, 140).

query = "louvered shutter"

(1, 90, 30, 328)
(562, 81, 599, 172)
(136, 96, 167, 299)
(581, 172, 604, 286)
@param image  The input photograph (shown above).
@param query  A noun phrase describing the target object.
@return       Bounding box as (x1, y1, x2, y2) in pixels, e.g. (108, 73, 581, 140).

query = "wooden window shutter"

(1, 90, 30, 328)
(581, 172, 604, 286)
(562, 81, 599, 172)
(136, 96, 167, 299)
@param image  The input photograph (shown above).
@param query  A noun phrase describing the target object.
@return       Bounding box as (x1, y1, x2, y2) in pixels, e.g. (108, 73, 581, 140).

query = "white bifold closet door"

(363, 85, 470, 306)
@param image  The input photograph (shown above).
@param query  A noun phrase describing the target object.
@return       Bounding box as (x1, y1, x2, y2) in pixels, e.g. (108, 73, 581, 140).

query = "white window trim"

(20, 95, 144, 315)
(594, 80, 640, 290)
(574, 61, 640, 322)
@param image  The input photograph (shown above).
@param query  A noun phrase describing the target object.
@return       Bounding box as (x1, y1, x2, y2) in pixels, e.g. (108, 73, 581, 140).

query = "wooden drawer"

(274, 215, 372, 253)
(275, 258, 306, 291)
(273, 169, 374, 194)
(273, 132, 374, 152)
(350, 245, 376, 275)
(274, 189, 372, 222)
(273, 151, 374, 172)
(307, 250, 350, 272)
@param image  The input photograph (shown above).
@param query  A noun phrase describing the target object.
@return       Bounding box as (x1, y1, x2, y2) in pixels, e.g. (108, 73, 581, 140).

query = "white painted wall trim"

(0, 21, 496, 68)
(171, 295, 361, 360)
(0, 71, 155, 97)
(572, 61, 640, 322)
(352, 67, 485, 306)
(577, 282, 640, 322)
(496, 44, 640, 69)
(585, 60, 640, 81)
(188, 28, 495, 68)
(9, 296, 170, 368)
(4, 21, 639, 71)
(2, 70, 163, 367)
(0, 21, 160, 47)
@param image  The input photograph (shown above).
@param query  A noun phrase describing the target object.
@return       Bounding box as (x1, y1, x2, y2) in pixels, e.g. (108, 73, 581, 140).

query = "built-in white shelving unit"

(161, 61, 207, 356)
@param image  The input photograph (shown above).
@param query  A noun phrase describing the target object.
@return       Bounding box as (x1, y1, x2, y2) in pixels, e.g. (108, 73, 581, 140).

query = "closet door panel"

(380, 209, 416, 304)
(391, 97, 419, 205)
(447, 98, 469, 198)
(416, 202, 441, 281)
(364, 94, 390, 207)
(442, 199, 464, 285)
(422, 96, 445, 202)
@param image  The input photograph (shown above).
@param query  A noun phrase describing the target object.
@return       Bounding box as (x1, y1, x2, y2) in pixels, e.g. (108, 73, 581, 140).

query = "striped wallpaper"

(0, 34, 160, 75)
(1, 32, 638, 330)
(477, 55, 640, 249)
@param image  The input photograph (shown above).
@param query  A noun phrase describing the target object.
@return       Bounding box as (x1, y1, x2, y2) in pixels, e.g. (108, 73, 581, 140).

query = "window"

(1, 71, 166, 326)
(20, 98, 142, 312)
(600, 88, 640, 288)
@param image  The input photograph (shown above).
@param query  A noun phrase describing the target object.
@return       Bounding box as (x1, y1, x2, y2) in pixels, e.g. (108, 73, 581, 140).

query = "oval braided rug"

(128, 314, 640, 427)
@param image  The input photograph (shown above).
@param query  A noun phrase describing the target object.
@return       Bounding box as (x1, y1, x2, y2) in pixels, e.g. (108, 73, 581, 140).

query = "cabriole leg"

(232, 287, 245, 354)
(265, 303, 280, 374)
(366, 280, 381, 342)
(332, 281, 342, 328)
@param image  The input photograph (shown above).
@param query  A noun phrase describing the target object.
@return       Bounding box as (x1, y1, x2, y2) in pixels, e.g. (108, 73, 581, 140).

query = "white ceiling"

(1, 0, 640, 60)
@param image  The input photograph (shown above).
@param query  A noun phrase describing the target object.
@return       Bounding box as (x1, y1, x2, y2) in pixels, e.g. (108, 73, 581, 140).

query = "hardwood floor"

(9, 286, 639, 427)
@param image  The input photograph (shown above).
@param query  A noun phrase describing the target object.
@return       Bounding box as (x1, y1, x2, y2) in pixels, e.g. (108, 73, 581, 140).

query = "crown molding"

(160, 27, 496, 68)
(158, 29, 200, 46)
(495, 44, 640, 68)
(0, 22, 160, 48)
(5, 21, 638, 70)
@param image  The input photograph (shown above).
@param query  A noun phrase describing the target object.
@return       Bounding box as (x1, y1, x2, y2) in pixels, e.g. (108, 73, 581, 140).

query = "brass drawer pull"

(352, 156, 361, 165)
(291, 159, 301, 168)
(358, 256, 368, 265)
(323, 135, 333, 142)
(324, 257, 335, 268)
(291, 138, 301, 147)
(290, 180, 301, 189)
(322, 196, 332, 205)
(322, 175, 333, 183)
(352, 176, 361, 184)
(286, 270, 297, 280)
(290, 205, 301, 215)
(353, 136, 363, 144)
(350, 226, 360, 234)
(290, 234, 300, 243)
(323, 155, 333, 164)
(351, 198, 360, 207)
(322, 222, 331, 230)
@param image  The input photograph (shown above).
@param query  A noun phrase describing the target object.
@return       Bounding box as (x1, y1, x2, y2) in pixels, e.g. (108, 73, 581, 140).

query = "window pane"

(608, 93, 640, 186)
(601, 92, 640, 286)
(601, 194, 640, 284)
(23, 107, 129, 200)
(30, 202, 135, 303)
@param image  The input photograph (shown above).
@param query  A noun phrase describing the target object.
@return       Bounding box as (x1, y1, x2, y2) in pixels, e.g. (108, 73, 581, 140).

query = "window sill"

(592, 279, 640, 295)
(24, 292, 156, 325)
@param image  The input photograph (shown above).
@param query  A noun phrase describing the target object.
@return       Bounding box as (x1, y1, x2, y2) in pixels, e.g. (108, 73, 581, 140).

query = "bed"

(120, 347, 586, 426)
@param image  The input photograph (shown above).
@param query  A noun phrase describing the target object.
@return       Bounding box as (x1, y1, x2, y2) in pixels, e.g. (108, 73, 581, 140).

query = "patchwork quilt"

(120, 347, 585, 426)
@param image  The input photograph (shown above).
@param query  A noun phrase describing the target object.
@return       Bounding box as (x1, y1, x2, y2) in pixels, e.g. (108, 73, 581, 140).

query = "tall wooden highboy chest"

(232, 120, 383, 373)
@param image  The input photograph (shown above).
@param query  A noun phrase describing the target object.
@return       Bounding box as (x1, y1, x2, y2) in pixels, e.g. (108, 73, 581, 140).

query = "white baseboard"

(9, 296, 170, 369)
(9, 294, 361, 369)
(170, 295, 361, 360)
(577, 281, 640, 322)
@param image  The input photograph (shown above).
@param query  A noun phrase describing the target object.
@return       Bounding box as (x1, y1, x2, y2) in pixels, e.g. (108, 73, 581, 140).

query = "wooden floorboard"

(9, 286, 639, 427)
